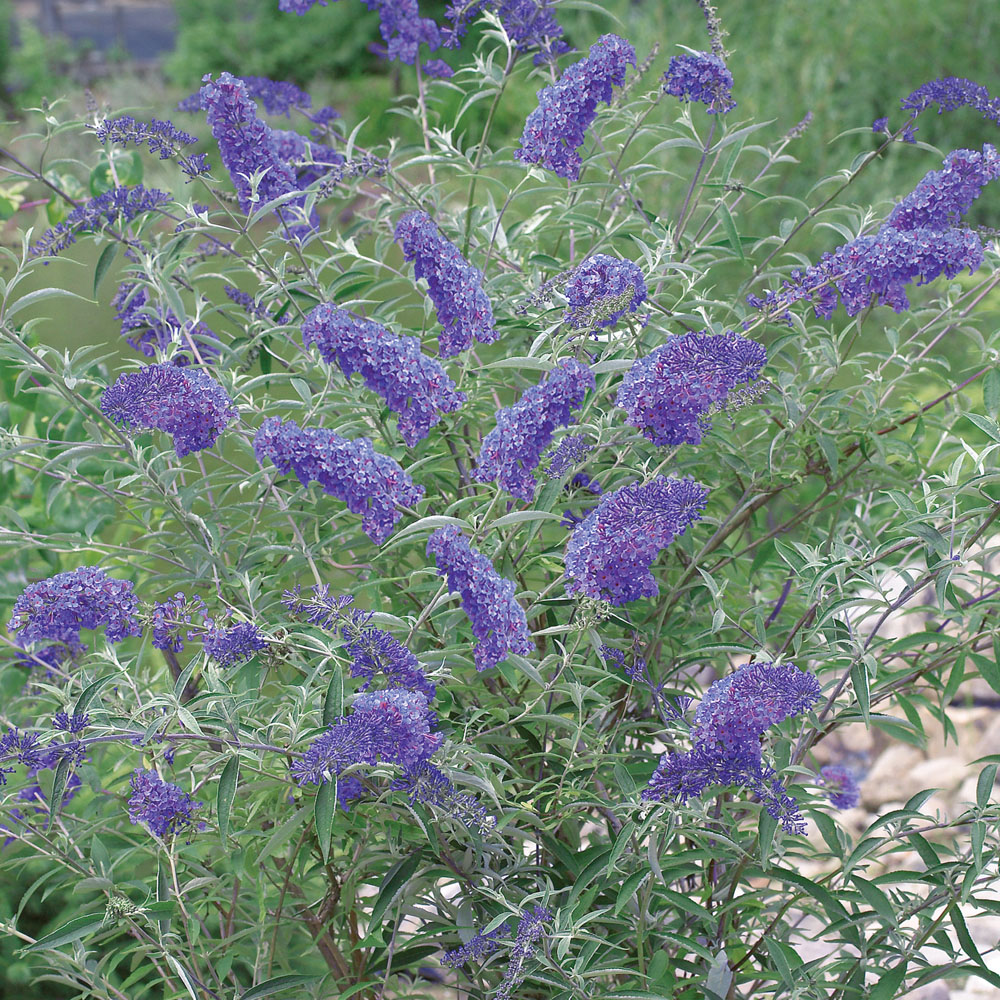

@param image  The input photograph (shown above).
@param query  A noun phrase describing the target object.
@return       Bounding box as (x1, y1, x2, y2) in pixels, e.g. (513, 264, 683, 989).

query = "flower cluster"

(199, 72, 309, 234)
(112, 282, 221, 365)
(100, 363, 238, 458)
(819, 764, 860, 809)
(365, 0, 442, 64)
(92, 116, 209, 178)
(563, 254, 647, 331)
(30, 184, 170, 257)
(150, 592, 206, 652)
(446, 907, 551, 999)
(475, 359, 594, 502)
(897, 76, 1000, 128)
(444, 0, 569, 63)
(127, 769, 203, 838)
(752, 144, 1000, 319)
(394, 211, 498, 356)
(291, 688, 441, 787)
(643, 662, 821, 833)
(9, 566, 141, 646)
(302, 303, 466, 445)
(391, 762, 495, 831)
(253, 417, 423, 544)
(223, 284, 273, 320)
(564, 477, 708, 605)
(662, 51, 736, 114)
(616, 331, 767, 446)
(426, 527, 533, 669)
(545, 433, 593, 477)
(516, 34, 636, 180)
(202, 620, 268, 667)
(52, 712, 89, 734)
(443, 920, 511, 968)
(270, 128, 345, 191)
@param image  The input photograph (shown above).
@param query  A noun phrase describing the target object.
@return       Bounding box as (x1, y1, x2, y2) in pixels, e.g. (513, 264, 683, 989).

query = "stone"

(861, 745, 924, 808)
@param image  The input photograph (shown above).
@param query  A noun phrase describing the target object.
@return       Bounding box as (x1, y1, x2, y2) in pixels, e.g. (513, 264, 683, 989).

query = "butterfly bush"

(475, 358, 594, 501)
(4, 4, 1000, 998)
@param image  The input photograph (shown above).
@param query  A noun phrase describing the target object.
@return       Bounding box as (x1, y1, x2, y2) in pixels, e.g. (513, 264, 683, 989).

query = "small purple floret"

(662, 51, 735, 114)
(127, 768, 203, 838)
(819, 764, 860, 809)
(563, 254, 647, 330)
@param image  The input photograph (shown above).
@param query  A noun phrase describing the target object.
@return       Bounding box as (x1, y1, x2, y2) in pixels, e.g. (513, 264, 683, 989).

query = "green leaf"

(719, 205, 745, 260)
(5, 286, 96, 322)
(970, 652, 1000, 698)
(868, 962, 908, 1000)
(74, 675, 116, 719)
(369, 851, 423, 929)
(487, 510, 563, 529)
(24, 913, 105, 952)
(255, 805, 310, 868)
(45, 755, 73, 832)
(614, 868, 650, 915)
(851, 660, 870, 725)
(93, 242, 118, 298)
(314, 779, 336, 863)
(218, 756, 239, 844)
(240, 975, 322, 999)
(323, 667, 343, 727)
(984, 368, 1000, 416)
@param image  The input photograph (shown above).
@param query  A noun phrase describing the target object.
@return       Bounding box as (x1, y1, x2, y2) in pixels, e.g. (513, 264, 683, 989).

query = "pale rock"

(861, 745, 924, 808)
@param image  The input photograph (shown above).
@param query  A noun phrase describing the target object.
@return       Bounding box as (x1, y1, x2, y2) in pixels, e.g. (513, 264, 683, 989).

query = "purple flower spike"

(662, 51, 736, 114)
(643, 661, 821, 833)
(9, 566, 141, 646)
(253, 417, 423, 544)
(291, 688, 440, 786)
(203, 620, 268, 667)
(92, 116, 209, 178)
(112, 282, 220, 366)
(151, 592, 207, 653)
(100, 363, 237, 458)
(564, 476, 708, 605)
(443, 921, 511, 968)
(475, 359, 594, 502)
(752, 144, 1000, 320)
(819, 764, 860, 809)
(199, 72, 313, 235)
(516, 33, 636, 180)
(616, 331, 766, 447)
(394, 211, 498, 356)
(302, 303, 466, 445)
(563, 254, 647, 330)
(127, 769, 203, 838)
(426, 526, 533, 670)
(30, 184, 170, 257)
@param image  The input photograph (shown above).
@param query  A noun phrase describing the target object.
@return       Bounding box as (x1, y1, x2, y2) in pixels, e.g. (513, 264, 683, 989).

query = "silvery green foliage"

(1, 3, 1000, 998)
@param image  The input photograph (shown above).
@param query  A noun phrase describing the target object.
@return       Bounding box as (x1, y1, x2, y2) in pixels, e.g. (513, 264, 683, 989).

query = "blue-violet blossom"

(515, 33, 636, 180)
(426, 526, 533, 670)
(112, 281, 220, 365)
(100, 363, 238, 458)
(127, 768, 203, 838)
(564, 476, 708, 605)
(302, 303, 466, 445)
(616, 330, 767, 446)
(563, 254, 647, 331)
(394, 210, 498, 356)
(475, 359, 594, 502)
(662, 50, 736, 114)
(253, 417, 424, 544)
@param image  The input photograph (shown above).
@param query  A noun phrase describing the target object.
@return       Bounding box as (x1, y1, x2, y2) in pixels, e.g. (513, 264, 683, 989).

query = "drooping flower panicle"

(394, 211, 498, 356)
(151, 592, 207, 653)
(253, 417, 424, 544)
(643, 661, 821, 832)
(662, 51, 736, 114)
(9, 566, 141, 646)
(92, 116, 209, 178)
(563, 254, 647, 331)
(30, 184, 170, 257)
(444, 0, 569, 63)
(100, 363, 238, 458)
(475, 359, 595, 502)
(564, 477, 708, 605)
(202, 620, 268, 667)
(127, 769, 203, 838)
(751, 144, 1000, 319)
(616, 331, 767, 447)
(426, 527, 533, 670)
(516, 33, 636, 180)
(302, 303, 466, 446)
